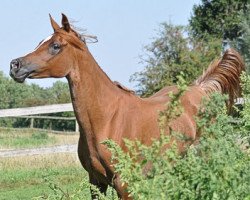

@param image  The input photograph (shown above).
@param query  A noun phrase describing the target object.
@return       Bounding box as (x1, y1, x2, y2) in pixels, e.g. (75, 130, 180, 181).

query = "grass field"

(0, 153, 92, 200)
(0, 128, 93, 199)
(0, 128, 78, 149)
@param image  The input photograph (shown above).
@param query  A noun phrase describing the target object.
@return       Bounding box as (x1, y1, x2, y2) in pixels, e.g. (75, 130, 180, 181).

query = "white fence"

(0, 103, 79, 132)
(0, 103, 73, 117)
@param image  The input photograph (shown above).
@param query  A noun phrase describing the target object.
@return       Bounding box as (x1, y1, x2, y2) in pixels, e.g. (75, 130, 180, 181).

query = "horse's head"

(10, 14, 87, 83)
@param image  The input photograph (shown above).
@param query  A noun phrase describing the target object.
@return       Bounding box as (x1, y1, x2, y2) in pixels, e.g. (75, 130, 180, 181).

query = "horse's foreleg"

(112, 175, 132, 200)
(89, 175, 108, 200)
(77, 139, 108, 199)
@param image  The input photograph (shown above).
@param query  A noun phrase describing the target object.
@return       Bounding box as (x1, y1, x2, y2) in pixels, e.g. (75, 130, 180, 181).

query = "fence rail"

(0, 103, 79, 132)
(0, 103, 74, 117)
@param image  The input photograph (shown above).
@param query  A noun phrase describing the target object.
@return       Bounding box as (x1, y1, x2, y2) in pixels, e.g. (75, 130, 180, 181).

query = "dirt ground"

(0, 144, 77, 157)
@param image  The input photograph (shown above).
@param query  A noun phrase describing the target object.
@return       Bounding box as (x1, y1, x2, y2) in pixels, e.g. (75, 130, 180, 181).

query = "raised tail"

(194, 48, 245, 107)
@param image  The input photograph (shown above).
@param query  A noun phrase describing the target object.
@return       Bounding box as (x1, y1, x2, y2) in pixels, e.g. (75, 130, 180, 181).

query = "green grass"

(0, 167, 90, 200)
(0, 128, 78, 149)
(0, 130, 55, 149)
(0, 153, 92, 200)
(0, 129, 93, 199)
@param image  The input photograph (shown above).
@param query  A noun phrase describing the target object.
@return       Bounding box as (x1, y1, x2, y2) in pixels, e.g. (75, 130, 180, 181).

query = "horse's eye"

(49, 43, 61, 55)
(52, 43, 60, 50)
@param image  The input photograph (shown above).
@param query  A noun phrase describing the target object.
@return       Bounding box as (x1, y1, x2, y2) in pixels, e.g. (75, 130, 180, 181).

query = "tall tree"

(130, 23, 222, 97)
(237, 5, 250, 69)
(47, 81, 71, 104)
(189, 0, 248, 41)
(0, 72, 10, 109)
(190, 0, 250, 71)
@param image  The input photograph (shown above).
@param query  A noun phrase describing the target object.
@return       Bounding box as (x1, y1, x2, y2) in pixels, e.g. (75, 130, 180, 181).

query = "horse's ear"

(61, 13, 71, 32)
(49, 14, 60, 32)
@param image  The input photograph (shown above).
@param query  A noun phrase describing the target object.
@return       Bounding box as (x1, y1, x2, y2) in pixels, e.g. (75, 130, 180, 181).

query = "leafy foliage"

(237, 5, 250, 70)
(104, 75, 250, 200)
(158, 73, 187, 128)
(0, 73, 71, 109)
(189, 0, 249, 41)
(238, 72, 250, 139)
(190, 0, 250, 72)
(34, 175, 118, 200)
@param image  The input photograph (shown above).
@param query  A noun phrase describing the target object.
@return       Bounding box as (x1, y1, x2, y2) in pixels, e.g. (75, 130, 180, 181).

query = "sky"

(0, 0, 200, 89)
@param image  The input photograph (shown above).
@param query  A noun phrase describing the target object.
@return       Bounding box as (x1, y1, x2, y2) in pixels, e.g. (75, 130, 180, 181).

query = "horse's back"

(143, 85, 204, 107)
(146, 85, 177, 102)
(140, 85, 205, 141)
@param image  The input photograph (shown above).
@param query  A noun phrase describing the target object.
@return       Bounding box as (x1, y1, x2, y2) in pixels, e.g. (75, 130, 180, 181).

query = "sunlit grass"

(0, 153, 91, 200)
(0, 128, 78, 149)
(0, 129, 91, 199)
(0, 152, 81, 170)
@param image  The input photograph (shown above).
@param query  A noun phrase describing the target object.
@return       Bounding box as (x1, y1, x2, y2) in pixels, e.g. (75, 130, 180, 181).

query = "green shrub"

(104, 75, 250, 200)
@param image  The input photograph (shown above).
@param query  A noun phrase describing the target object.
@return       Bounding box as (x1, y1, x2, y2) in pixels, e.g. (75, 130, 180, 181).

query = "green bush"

(104, 75, 250, 200)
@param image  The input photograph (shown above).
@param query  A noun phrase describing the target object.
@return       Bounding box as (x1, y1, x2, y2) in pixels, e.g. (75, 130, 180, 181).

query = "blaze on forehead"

(55, 29, 86, 51)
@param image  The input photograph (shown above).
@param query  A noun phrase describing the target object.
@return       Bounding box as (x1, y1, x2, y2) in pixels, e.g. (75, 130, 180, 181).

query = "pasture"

(0, 129, 90, 200)
(0, 153, 90, 200)
(0, 128, 78, 149)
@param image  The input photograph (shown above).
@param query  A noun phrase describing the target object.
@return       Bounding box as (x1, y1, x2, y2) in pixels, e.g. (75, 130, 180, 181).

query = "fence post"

(75, 120, 79, 132)
(49, 121, 52, 130)
(30, 118, 34, 129)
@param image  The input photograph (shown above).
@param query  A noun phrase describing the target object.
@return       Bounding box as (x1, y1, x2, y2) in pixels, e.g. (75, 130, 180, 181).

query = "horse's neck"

(66, 50, 123, 138)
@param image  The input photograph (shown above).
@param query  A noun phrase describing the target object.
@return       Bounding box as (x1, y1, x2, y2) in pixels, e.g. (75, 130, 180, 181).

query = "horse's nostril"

(10, 59, 21, 70)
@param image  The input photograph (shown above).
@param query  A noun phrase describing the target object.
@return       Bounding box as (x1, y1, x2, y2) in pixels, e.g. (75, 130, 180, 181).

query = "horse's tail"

(194, 48, 245, 107)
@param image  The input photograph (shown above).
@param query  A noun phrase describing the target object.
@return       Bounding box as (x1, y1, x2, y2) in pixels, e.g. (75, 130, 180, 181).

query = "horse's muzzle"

(10, 58, 22, 70)
(9, 57, 35, 83)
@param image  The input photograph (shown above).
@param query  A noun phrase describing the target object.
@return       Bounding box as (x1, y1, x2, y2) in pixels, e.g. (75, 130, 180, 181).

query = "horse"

(9, 14, 244, 199)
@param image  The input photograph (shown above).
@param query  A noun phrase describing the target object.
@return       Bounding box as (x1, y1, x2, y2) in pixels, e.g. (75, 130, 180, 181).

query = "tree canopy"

(189, 0, 248, 40)
(237, 5, 250, 69)
(190, 0, 250, 68)
(131, 0, 250, 96)
(0, 72, 71, 109)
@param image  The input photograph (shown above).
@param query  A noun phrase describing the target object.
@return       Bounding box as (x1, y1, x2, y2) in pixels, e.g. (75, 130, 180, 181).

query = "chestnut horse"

(10, 14, 244, 199)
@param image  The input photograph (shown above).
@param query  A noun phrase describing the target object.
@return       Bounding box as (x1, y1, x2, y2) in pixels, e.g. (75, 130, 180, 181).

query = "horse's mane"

(194, 48, 245, 106)
(69, 22, 98, 44)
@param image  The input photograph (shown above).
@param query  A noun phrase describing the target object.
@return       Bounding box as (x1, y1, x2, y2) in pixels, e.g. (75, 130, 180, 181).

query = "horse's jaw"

(10, 66, 36, 83)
